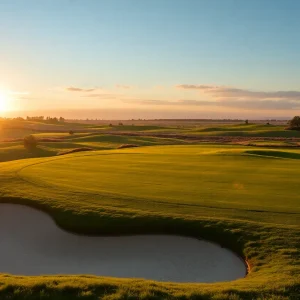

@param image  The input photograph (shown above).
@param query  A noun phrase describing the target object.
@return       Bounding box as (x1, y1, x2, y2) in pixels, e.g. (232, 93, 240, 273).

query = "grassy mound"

(57, 147, 93, 156)
(0, 145, 299, 299)
(117, 144, 139, 149)
(245, 149, 300, 159)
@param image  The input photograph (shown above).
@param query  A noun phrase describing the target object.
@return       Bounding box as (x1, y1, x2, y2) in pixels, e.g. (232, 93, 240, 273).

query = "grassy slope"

(0, 145, 299, 299)
(0, 131, 189, 162)
(17, 146, 300, 214)
(1, 122, 300, 164)
(106, 123, 300, 137)
(0, 135, 188, 163)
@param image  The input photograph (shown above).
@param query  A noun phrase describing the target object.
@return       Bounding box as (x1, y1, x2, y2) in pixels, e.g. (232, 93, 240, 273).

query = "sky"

(0, 0, 300, 119)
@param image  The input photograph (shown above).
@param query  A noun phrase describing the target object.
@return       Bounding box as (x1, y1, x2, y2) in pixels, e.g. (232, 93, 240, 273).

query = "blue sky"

(0, 0, 300, 118)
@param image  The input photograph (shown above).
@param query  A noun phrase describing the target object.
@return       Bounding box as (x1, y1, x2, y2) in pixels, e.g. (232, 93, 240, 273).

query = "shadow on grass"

(245, 150, 300, 159)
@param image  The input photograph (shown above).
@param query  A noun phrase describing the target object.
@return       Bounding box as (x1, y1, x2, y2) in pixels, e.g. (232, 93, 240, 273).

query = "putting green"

(18, 145, 300, 214)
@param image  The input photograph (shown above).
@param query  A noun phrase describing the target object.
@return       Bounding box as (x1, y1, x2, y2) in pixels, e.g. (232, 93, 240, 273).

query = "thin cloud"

(123, 99, 171, 105)
(219, 99, 300, 110)
(123, 99, 213, 106)
(178, 100, 213, 106)
(123, 98, 300, 110)
(176, 85, 215, 90)
(81, 93, 117, 99)
(176, 84, 300, 100)
(66, 87, 96, 92)
(115, 85, 132, 89)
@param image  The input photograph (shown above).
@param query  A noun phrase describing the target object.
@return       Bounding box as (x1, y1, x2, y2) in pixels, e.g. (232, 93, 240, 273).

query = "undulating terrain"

(0, 119, 299, 299)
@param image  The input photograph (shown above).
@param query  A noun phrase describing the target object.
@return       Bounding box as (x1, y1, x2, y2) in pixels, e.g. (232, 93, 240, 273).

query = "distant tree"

(69, 130, 74, 135)
(118, 122, 123, 126)
(45, 116, 61, 123)
(24, 135, 37, 150)
(289, 116, 300, 128)
(109, 123, 113, 127)
(245, 119, 249, 125)
(26, 116, 44, 121)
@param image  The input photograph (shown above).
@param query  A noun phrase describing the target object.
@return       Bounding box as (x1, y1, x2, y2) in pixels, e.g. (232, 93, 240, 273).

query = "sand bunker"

(0, 204, 246, 282)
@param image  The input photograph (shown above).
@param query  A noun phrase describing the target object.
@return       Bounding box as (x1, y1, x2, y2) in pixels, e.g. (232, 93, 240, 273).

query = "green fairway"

(17, 146, 300, 214)
(0, 145, 299, 299)
(2, 120, 300, 164)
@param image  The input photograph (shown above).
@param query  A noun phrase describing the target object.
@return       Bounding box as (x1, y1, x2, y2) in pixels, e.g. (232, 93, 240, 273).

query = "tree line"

(25, 116, 65, 123)
(0, 116, 66, 123)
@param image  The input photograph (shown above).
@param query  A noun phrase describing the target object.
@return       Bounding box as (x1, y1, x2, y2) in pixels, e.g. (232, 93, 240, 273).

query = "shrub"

(288, 116, 300, 129)
(69, 130, 74, 135)
(24, 135, 37, 150)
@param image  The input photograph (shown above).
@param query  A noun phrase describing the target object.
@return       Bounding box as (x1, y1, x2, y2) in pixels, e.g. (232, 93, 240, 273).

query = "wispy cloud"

(176, 84, 300, 100)
(66, 87, 96, 92)
(178, 100, 212, 106)
(222, 99, 300, 110)
(123, 99, 169, 105)
(176, 85, 214, 90)
(123, 99, 212, 106)
(115, 84, 132, 89)
(81, 93, 117, 99)
(123, 98, 300, 110)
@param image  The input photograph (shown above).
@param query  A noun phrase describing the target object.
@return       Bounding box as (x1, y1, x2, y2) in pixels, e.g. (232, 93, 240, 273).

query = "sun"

(0, 90, 10, 111)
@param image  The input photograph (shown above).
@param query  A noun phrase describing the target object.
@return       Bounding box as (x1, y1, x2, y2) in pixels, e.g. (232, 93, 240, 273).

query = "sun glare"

(0, 90, 10, 111)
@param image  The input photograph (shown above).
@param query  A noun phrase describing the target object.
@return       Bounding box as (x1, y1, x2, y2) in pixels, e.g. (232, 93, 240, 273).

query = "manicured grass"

(17, 146, 300, 214)
(2, 121, 300, 165)
(0, 144, 57, 162)
(0, 145, 299, 299)
(99, 123, 300, 137)
(0, 131, 188, 162)
(2, 120, 300, 139)
(190, 124, 300, 138)
(109, 125, 169, 131)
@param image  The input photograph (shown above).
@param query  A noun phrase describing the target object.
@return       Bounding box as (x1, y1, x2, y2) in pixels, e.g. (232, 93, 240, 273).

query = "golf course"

(2, 1, 300, 297)
(0, 121, 299, 299)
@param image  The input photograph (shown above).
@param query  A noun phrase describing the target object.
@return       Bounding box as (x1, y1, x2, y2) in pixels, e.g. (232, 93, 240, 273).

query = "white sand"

(0, 204, 246, 283)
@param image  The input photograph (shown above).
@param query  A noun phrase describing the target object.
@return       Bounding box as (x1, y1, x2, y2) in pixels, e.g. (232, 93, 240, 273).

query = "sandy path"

(0, 204, 246, 283)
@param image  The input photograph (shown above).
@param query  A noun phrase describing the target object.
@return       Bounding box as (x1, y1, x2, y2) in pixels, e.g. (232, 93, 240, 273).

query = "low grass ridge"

(245, 149, 300, 159)
(0, 145, 299, 299)
(0, 134, 188, 163)
(2, 121, 300, 164)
